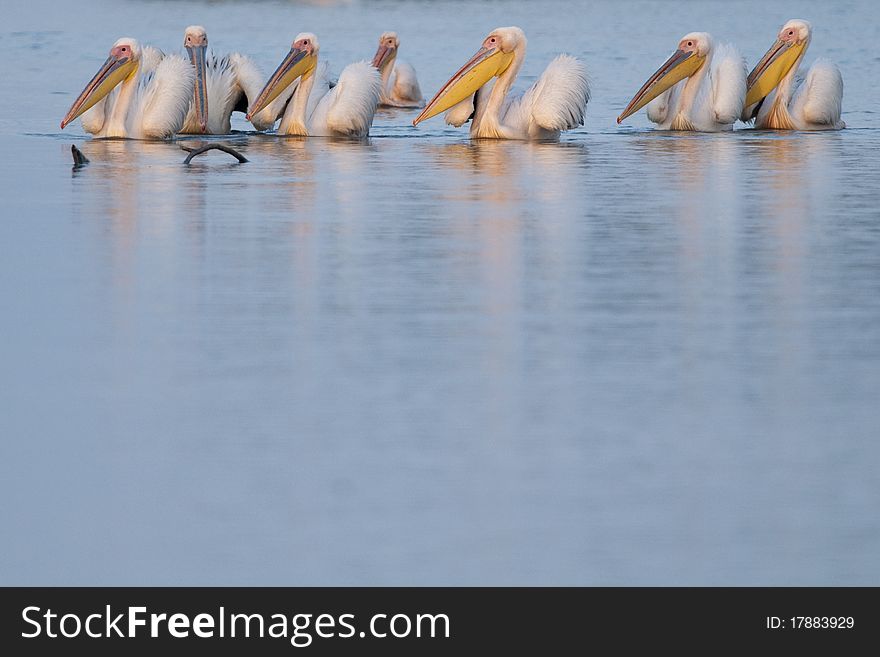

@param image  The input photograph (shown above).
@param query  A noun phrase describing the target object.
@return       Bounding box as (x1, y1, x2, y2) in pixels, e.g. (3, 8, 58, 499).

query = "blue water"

(1, 0, 878, 585)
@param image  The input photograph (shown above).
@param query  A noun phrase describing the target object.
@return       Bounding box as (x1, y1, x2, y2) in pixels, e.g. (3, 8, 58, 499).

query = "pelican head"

(184, 25, 209, 132)
(372, 31, 400, 73)
(61, 38, 141, 129)
(745, 19, 811, 107)
(247, 32, 319, 120)
(413, 26, 524, 126)
(617, 32, 712, 123)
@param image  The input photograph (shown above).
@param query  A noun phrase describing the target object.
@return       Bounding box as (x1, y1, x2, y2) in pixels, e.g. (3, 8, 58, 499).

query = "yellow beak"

(413, 46, 514, 126)
(247, 47, 316, 119)
(60, 54, 138, 129)
(617, 49, 705, 123)
(745, 39, 805, 108)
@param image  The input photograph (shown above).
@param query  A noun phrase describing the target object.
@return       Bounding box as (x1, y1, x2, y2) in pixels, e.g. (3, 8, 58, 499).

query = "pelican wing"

(445, 95, 476, 127)
(524, 54, 590, 132)
(81, 94, 111, 135)
(309, 61, 335, 116)
(228, 52, 286, 131)
(794, 59, 844, 128)
(136, 53, 194, 139)
(141, 46, 166, 74)
(390, 60, 424, 107)
(208, 55, 240, 131)
(709, 43, 747, 125)
(646, 87, 677, 125)
(320, 61, 380, 137)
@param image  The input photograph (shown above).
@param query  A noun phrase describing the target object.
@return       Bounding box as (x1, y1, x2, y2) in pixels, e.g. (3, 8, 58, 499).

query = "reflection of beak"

(745, 39, 805, 107)
(60, 54, 137, 129)
(372, 45, 396, 72)
(413, 46, 514, 126)
(616, 49, 705, 123)
(187, 44, 208, 132)
(247, 47, 315, 119)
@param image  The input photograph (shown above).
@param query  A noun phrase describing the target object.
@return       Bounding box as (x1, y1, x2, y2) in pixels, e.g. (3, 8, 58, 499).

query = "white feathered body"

(181, 51, 279, 133)
(445, 54, 590, 140)
(277, 60, 381, 137)
(379, 59, 424, 108)
(646, 42, 746, 132)
(744, 59, 844, 130)
(80, 48, 193, 139)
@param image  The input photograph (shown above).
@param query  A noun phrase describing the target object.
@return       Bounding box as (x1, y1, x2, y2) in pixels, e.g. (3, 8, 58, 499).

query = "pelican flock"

(59, 19, 845, 141)
(372, 32, 424, 108)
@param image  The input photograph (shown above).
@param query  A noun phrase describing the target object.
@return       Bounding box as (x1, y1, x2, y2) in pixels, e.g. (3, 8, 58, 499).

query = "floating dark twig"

(181, 143, 248, 165)
(71, 144, 89, 168)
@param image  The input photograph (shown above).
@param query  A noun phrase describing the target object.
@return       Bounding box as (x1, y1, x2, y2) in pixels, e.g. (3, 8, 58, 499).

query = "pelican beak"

(187, 44, 209, 132)
(60, 53, 137, 129)
(372, 44, 396, 72)
(616, 49, 705, 123)
(247, 46, 315, 119)
(413, 46, 514, 126)
(745, 39, 805, 107)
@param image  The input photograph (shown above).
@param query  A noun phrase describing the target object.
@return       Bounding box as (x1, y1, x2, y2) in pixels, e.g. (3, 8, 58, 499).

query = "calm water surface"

(1, 0, 879, 584)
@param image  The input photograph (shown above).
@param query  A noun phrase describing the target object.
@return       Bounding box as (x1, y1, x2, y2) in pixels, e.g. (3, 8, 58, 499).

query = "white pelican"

(371, 32, 424, 108)
(180, 25, 280, 134)
(741, 19, 844, 130)
(617, 32, 746, 131)
(246, 33, 381, 138)
(412, 26, 590, 140)
(60, 38, 193, 139)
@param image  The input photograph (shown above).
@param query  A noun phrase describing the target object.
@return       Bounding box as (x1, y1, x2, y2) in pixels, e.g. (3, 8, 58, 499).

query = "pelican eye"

(687, 41, 693, 47)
